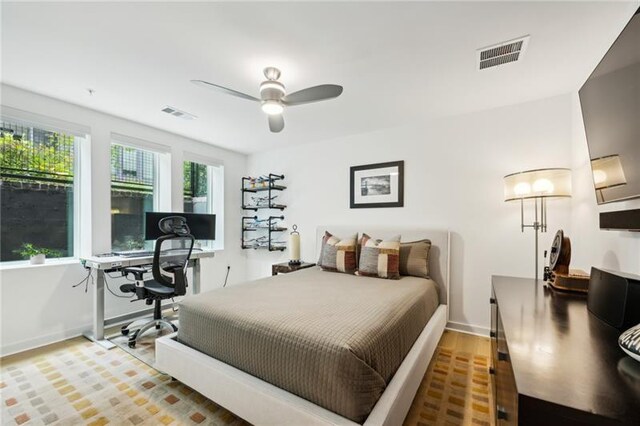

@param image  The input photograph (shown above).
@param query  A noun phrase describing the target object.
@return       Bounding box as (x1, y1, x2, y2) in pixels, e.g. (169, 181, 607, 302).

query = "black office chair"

(120, 216, 195, 348)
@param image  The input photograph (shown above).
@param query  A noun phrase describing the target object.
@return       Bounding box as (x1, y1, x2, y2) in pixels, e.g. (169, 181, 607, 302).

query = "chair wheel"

(121, 326, 129, 336)
(128, 340, 136, 348)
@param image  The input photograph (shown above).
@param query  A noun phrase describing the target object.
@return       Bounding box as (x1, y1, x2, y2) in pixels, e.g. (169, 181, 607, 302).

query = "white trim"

(0, 305, 162, 357)
(0, 323, 89, 357)
(154, 151, 173, 213)
(155, 305, 447, 426)
(111, 132, 171, 154)
(181, 158, 225, 250)
(0, 257, 79, 271)
(0, 105, 91, 137)
(78, 134, 92, 258)
(183, 151, 224, 167)
(446, 321, 490, 337)
(210, 164, 224, 250)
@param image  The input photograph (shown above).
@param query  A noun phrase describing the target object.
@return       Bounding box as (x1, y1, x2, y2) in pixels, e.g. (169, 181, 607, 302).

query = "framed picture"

(350, 161, 404, 208)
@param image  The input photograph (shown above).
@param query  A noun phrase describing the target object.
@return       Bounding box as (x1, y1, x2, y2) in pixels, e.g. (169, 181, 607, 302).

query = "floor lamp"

(504, 168, 572, 282)
(591, 154, 627, 203)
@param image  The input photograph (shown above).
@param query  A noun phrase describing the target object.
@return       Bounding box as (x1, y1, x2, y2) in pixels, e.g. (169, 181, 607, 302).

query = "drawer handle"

(490, 331, 496, 338)
(489, 367, 496, 375)
(498, 351, 509, 362)
(497, 406, 508, 420)
(490, 297, 496, 305)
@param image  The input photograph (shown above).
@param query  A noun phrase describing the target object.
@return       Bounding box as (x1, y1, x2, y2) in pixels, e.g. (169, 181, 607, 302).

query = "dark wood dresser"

(490, 275, 640, 425)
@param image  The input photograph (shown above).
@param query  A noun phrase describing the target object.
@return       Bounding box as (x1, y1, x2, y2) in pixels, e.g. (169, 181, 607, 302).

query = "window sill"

(0, 258, 80, 271)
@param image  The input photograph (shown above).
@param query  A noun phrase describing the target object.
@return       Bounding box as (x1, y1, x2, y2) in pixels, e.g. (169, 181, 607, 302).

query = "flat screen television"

(579, 9, 640, 205)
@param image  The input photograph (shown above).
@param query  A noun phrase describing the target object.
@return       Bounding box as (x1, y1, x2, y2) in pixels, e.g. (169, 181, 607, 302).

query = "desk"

(80, 250, 215, 349)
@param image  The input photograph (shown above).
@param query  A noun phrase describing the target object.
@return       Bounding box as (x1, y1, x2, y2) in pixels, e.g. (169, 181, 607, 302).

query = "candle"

(289, 225, 300, 263)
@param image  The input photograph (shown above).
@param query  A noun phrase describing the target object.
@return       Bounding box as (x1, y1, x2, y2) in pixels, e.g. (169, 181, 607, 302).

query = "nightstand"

(272, 262, 316, 276)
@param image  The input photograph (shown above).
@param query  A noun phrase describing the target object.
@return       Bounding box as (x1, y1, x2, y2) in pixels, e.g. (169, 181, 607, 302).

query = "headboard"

(315, 226, 450, 306)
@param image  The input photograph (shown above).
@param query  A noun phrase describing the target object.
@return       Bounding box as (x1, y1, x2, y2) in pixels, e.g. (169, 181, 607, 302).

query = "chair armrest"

(122, 266, 148, 281)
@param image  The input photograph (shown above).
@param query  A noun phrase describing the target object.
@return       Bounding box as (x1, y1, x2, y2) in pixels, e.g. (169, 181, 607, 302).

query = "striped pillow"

(319, 231, 358, 274)
(357, 234, 401, 279)
(399, 239, 431, 278)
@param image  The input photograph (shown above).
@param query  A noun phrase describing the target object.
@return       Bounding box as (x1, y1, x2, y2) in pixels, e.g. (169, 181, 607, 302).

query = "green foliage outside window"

(184, 161, 208, 197)
(0, 132, 74, 184)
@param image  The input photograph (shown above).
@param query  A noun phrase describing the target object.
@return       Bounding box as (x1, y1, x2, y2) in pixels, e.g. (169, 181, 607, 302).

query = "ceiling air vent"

(161, 105, 197, 120)
(477, 36, 530, 70)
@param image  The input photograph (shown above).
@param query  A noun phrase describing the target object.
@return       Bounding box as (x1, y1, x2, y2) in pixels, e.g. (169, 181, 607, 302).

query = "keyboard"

(112, 248, 202, 258)
(114, 251, 155, 258)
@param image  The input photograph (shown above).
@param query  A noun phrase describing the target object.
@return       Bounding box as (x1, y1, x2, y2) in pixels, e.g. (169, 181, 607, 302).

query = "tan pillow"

(357, 233, 401, 279)
(319, 231, 358, 274)
(399, 239, 431, 278)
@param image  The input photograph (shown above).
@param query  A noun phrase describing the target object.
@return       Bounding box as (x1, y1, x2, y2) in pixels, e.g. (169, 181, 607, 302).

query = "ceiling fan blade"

(268, 114, 285, 133)
(191, 79, 260, 102)
(282, 84, 343, 106)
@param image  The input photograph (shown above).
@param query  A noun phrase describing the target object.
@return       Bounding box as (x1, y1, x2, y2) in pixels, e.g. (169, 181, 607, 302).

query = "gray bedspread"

(178, 267, 440, 423)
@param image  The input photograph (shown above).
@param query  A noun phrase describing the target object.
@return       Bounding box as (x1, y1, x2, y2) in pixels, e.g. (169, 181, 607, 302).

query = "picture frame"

(350, 161, 404, 208)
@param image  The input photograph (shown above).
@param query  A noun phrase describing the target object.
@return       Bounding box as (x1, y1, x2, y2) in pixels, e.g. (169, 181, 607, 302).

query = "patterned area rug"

(1, 330, 492, 425)
(403, 332, 493, 426)
(1, 338, 249, 425)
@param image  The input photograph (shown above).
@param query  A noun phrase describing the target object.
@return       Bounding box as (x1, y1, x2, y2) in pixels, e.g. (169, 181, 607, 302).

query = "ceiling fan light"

(261, 101, 284, 115)
(260, 81, 286, 96)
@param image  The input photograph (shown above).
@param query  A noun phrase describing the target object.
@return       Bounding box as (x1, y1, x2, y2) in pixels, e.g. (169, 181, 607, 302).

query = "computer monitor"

(145, 212, 216, 241)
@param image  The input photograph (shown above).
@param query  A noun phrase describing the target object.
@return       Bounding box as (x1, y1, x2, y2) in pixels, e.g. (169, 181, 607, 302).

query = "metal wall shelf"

(241, 174, 287, 251)
(242, 184, 287, 193)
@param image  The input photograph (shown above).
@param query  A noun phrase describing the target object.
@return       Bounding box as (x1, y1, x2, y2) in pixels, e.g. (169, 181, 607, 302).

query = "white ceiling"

(1, 1, 638, 153)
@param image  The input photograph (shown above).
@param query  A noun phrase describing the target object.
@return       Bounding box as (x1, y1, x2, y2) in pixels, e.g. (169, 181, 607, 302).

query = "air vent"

(477, 36, 530, 70)
(161, 106, 197, 120)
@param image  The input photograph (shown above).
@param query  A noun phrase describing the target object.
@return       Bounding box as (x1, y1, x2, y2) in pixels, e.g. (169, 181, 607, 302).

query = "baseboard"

(1, 307, 158, 357)
(446, 321, 490, 337)
(1, 325, 89, 358)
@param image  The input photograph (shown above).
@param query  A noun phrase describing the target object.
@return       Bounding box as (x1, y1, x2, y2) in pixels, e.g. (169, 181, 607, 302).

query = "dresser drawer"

(491, 288, 518, 426)
(495, 313, 518, 425)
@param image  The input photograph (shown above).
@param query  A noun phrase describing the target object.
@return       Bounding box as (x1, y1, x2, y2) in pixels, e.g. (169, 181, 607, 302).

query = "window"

(111, 143, 160, 251)
(183, 159, 224, 249)
(183, 161, 209, 213)
(0, 119, 84, 262)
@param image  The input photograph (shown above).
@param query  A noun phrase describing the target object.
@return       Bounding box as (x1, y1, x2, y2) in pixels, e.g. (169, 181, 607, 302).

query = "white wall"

(0, 85, 247, 355)
(247, 94, 576, 334)
(569, 93, 640, 274)
(3, 86, 638, 353)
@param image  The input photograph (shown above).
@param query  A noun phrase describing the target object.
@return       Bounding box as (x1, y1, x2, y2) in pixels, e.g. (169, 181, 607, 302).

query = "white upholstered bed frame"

(155, 227, 450, 425)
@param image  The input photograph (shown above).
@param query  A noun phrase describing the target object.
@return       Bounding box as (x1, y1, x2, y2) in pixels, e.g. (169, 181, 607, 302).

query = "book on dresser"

(490, 276, 640, 425)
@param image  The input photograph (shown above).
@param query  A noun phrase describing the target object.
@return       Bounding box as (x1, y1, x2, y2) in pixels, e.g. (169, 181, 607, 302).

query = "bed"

(155, 227, 450, 426)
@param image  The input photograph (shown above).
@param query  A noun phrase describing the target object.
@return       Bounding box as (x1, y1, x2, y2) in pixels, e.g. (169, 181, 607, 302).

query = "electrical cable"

(104, 272, 134, 299)
(72, 268, 93, 293)
(223, 266, 230, 287)
(107, 270, 136, 282)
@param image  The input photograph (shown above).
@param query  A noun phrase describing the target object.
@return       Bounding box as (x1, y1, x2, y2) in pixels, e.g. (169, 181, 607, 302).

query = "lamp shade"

(504, 168, 572, 201)
(591, 155, 627, 190)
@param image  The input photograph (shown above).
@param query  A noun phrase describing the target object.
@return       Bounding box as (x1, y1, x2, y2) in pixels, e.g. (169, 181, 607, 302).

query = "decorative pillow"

(619, 323, 640, 363)
(399, 239, 432, 278)
(319, 231, 358, 274)
(357, 234, 401, 279)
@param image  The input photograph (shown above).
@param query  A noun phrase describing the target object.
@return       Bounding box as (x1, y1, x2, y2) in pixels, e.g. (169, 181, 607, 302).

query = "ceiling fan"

(191, 67, 343, 133)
